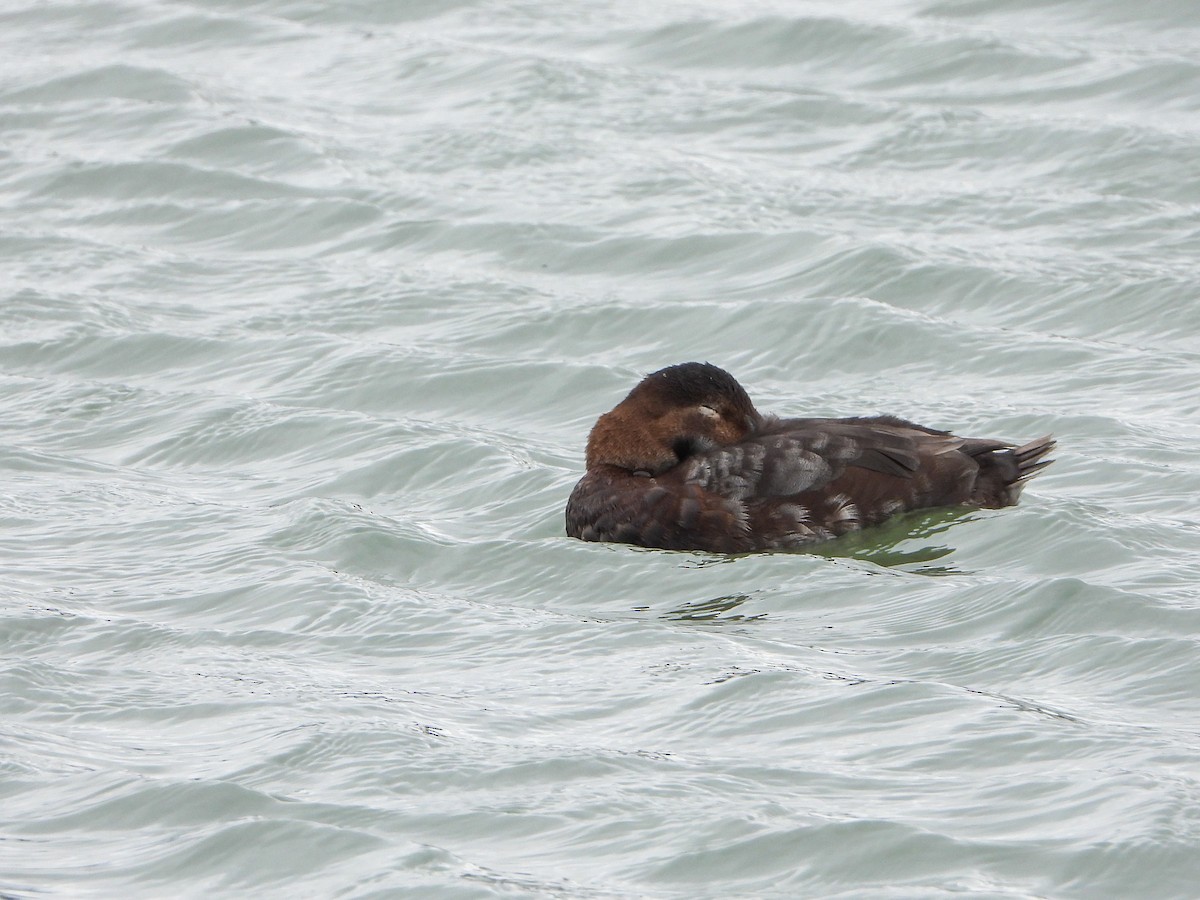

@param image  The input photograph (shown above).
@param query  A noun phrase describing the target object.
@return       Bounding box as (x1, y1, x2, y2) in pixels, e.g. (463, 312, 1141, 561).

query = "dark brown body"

(565, 363, 1054, 553)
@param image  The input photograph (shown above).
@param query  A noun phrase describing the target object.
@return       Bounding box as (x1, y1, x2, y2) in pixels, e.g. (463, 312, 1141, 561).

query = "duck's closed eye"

(697, 405, 720, 420)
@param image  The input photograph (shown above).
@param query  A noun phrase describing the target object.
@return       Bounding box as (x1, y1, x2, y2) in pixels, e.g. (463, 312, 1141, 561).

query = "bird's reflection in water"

(659, 509, 981, 624)
(813, 507, 978, 575)
(662, 593, 763, 624)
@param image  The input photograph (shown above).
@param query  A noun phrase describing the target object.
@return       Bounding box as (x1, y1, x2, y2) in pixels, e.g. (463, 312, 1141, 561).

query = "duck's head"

(584, 362, 761, 475)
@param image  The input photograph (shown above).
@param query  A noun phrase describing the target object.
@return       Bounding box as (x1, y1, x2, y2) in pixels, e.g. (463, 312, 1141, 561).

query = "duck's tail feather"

(971, 434, 1056, 507)
(1011, 434, 1056, 485)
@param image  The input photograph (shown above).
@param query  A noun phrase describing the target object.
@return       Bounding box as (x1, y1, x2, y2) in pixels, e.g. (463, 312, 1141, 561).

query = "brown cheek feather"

(585, 410, 674, 473)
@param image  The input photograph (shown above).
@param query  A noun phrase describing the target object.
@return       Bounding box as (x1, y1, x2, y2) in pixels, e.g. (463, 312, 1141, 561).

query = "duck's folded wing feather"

(678, 436, 832, 499)
(683, 424, 937, 500)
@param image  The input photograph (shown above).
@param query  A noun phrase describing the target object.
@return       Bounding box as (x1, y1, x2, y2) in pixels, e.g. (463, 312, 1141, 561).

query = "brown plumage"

(565, 362, 1055, 553)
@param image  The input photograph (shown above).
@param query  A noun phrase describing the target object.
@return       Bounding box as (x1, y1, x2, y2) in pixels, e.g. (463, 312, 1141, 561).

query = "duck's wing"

(682, 419, 951, 500)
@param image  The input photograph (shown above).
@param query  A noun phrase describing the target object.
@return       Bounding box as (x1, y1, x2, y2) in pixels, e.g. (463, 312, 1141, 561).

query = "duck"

(565, 362, 1054, 553)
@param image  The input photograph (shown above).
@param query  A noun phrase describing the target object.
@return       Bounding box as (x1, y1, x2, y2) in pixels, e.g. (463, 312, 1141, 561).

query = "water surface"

(2, 0, 1200, 897)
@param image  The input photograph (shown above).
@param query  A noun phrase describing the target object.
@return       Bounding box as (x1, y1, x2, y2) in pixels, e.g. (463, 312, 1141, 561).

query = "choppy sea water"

(3, 0, 1200, 896)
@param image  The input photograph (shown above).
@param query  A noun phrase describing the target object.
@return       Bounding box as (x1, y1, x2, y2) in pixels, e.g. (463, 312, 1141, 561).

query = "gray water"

(3, 0, 1200, 897)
